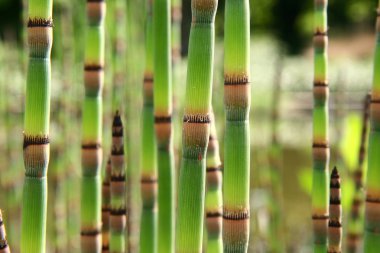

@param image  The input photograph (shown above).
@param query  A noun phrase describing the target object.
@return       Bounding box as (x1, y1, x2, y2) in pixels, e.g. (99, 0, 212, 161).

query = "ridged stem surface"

(21, 0, 53, 252)
(223, 0, 251, 252)
(312, 0, 329, 252)
(81, 1, 106, 252)
(175, 1, 217, 252)
(364, 3, 380, 252)
(140, 0, 158, 252)
(153, 0, 175, 251)
(204, 111, 223, 253)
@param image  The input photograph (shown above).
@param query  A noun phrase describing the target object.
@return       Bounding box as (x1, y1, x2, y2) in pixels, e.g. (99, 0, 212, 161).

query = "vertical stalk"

(175, 1, 217, 252)
(171, 0, 182, 63)
(81, 0, 106, 252)
(102, 158, 111, 253)
(205, 111, 223, 253)
(347, 94, 370, 253)
(21, 0, 53, 251)
(328, 167, 342, 253)
(140, 0, 158, 252)
(312, 0, 329, 252)
(364, 3, 380, 252)
(223, 0, 251, 251)
(110, 112, 127, 253)
(153, 0, 174, 251)
(0, 210, 10, 253)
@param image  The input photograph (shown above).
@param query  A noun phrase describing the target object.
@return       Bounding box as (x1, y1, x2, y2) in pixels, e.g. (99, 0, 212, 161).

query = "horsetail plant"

(81, 0, 106, 251)
(312, 0, 330, 252)
(223, 0, 251, 251)
(0, 210, 10, 253)
(140, 0, 158, 252)
(175, 0, 217, 252)
(153, 0, 175, 251)
(364, 4, 380, 252)
(110, 112, 127, 253)
(21, 0, 53, 251)
(328, 167, 342, 253)
(102, 158, 111, 253)
(204, 111, 223, 253)
(171, 0, 181, 63)
(347, 93, 370, 253)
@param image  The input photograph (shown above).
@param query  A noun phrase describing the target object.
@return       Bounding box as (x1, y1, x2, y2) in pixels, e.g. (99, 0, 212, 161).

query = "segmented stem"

(81, 0, 106, 251)
(21, 0, 53, 251)
(312, 0, 329, 252)
(140, 0, 158, 252)
(175, 1, 218, 252)
(205, 111, 223, 252)
(153, 0, 175, 251)
(109, 112, 127, 253)
(102, 158, 111, 253)
(223, 0, 251, 251)
(328, 167, 342, 253)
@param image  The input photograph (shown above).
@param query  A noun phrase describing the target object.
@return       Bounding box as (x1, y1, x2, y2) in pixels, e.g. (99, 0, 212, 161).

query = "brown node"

(183, 122, 209, 149)
(87, 1, 106, 24)
(206, 167, 222, 187)
(141, 177, 157, 207)
(172, 6, 182, 21)
(314, 0, 327, 7)
(23, 135, 49, 149)
(84, 67, 104, 94)
(312, 215, 329, 243)
(110, 180, 126, 196)
(313, 32, 328, 49)
(206, 215, 222, 235)
(192, 0, 217, 12)
(224, 84, 251, 108)
(110, 213, 127, 233)
(183, 114, 210, 124)
(81, 230, 101, 253)
(223, 217, 249, 245)
(224, 75, 249, 86)
(370, 101, 380, 130)
(312, 143, 329, 163)
(27, 18, 53, 27)
(313, 85, 329, 101)
(82, 143, 102, 171)
(223, 209, 250, 221)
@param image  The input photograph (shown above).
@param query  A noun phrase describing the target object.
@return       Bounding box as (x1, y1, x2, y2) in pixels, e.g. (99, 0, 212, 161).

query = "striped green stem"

(110, 112, 127, 253)
(223, 0, 251, 251)
(312, 0, 329, 252)
(347, 94, 370, 253)
(153, 0, 175, 251)
(0, 210, 10, 253)
(204, 111, 223, 253)
(81, 0, 106, 252)
(175, 1, 217, 252)
(140, 0, 158, 252)
(102, 158, 111, 253)
(364, 4, 380, 252)
(328, 167, 342, 253)
(21, 0, 53, 252)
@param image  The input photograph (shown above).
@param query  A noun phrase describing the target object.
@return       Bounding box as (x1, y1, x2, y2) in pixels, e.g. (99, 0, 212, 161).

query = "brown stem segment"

(328, 167, 342, 253)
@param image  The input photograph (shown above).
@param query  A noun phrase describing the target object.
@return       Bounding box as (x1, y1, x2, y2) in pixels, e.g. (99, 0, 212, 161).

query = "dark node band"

(102, 245, 109, 251)
(81, 229, 101, 236)
(102, 207, 110, 212)
(314, 81, 328, 87)
(330, 198, 341, 205)
(224, 79, 250, 86)
(223, 211, 250, 221)
(206, 211, 222, 218)
(206, 166, 223, 173)
(84, 65, 103, 71)
(82, 143, 101, 149)
(155, 116, 172, 123)
(312, 143, 329, 149)
(314, 30, 328, 37)
(111, 147, 124, 156)
(0, 244, 8, 250)
(102, 182, 110, 187)
(110, 208, 127, 216)
(113, 113, 123, 127)
(330, 181, 341, 189)
(328, 220, 342, 228)
(110, 175, 125, 182)
(23, 135, 50, 149)
(87, 0, 105, 2)
(183, 114, 211, 124)
(112, 130, 123, 137)
(370, 99, 380, 104)
(144, 77, 154, 83)
(366, 196, 380, 203)
(27, 18, 53, 27)
(312, 214, 329, 220)
(141, 178, 158, 184)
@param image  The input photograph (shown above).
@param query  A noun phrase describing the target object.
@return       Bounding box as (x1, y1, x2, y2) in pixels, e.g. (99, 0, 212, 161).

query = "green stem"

(80, 0, 106, 252)
(175, 1, 217, 252)
(312, 0, 329, 252)
(21, 0, 53, 251)
(223, 0, 251, 251)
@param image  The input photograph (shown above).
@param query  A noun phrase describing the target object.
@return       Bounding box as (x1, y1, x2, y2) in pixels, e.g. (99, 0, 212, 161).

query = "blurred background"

(0, 0, 376, 252)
